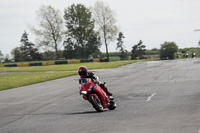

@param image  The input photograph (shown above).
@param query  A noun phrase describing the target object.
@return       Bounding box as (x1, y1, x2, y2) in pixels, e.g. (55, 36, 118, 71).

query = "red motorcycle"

(79, 78, 116, 112)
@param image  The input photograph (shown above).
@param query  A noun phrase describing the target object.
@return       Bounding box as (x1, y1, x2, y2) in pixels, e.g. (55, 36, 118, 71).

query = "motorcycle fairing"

(80, 78, 106, 108)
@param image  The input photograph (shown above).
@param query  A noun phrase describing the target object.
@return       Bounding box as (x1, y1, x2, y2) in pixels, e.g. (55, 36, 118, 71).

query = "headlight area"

(80, 91, 87, 95)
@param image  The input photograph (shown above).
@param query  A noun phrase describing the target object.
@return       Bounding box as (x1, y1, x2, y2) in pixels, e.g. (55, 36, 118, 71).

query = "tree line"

(11, 2, 118, 62)
(2, 1, 182, 63)
(8, 1, 149, 62)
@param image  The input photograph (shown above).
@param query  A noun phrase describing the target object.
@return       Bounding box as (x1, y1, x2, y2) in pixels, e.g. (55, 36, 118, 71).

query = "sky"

(0, 0, 200, 56)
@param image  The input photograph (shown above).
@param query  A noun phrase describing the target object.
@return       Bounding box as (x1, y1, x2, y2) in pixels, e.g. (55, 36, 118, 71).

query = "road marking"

(198, 129, 200, 133)
(146, 93, 157, 102)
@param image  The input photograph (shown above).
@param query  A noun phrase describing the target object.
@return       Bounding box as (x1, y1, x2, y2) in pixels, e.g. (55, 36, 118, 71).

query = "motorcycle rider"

(78, 66, 113, 96)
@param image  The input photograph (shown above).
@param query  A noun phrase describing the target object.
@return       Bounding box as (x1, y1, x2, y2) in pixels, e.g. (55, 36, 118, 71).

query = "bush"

(160, 42, 178, 60)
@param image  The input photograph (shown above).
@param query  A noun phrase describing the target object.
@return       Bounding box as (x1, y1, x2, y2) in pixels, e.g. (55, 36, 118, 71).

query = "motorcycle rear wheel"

(89, 95, 103, 112)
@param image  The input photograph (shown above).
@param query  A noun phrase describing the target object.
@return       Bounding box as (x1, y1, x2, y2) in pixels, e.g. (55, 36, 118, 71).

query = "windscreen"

(80, 78, 88, 86)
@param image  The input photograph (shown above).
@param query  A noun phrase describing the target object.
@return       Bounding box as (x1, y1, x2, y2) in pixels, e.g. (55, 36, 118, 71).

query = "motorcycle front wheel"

(89, 95, 103, 112)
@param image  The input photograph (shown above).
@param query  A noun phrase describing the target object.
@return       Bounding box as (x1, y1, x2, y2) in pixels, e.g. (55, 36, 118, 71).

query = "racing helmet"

(78, 66, 87, 77)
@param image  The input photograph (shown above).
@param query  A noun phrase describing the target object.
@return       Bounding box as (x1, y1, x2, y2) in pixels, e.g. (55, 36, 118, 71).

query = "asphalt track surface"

(0, 59, 200, 133)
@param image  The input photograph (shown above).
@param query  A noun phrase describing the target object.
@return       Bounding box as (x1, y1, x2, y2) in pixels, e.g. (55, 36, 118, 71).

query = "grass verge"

(0, 60, 143, 72)
(0, 60, 151, 91)
(0, 72, 77, 91)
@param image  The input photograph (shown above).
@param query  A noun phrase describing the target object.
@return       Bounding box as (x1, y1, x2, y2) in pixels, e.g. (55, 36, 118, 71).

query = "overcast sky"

(0, 0, 200, 56)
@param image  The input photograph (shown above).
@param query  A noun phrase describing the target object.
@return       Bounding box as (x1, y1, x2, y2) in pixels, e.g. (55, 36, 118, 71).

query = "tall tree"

(11, 47, 23, 62)
(0, 50, 3, 57)
(131, 40, 146, 60)
(116, 32, 128, 60)
(160, 41, 178, 60)
(0, 50, 3, 63)
(12, 31, 41, 62)
(20, 31, 34, 61)
(92, 1, 118, 61)
(63, 4, 101, 59)
(32, 5, 64, 59)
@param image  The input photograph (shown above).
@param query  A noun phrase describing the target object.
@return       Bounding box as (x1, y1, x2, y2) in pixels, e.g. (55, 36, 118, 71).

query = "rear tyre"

(107, 101, 116, 110)
(89, 95, 103, 112)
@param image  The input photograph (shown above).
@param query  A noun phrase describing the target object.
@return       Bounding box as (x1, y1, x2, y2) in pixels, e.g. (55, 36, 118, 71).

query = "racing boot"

(100, 82, 113, 96)
(105, 90, 113, 96)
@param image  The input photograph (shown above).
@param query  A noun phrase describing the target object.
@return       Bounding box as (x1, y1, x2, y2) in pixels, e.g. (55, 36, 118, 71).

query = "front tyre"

(89, 95, 103, 112)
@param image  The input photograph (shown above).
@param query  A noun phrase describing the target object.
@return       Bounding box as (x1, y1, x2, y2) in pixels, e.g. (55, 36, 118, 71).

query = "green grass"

(0, 60, 142, 72)
(0, 60, 145, 91)
(0, 72, 77, 91)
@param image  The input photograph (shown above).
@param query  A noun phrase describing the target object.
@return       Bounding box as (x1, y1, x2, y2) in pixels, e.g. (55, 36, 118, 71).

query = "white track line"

(146, 93, 157, 102)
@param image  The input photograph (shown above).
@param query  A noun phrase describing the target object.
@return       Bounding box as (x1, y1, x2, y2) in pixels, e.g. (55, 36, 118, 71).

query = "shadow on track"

(65, 110, 108, 115)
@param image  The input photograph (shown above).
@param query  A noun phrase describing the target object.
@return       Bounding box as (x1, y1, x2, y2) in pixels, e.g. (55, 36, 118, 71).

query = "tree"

(131, 40, 146, 60)
(20, 31, 34, 61)
(160, 41, 178, 60)
(63, 41, 75, 59)
(32, 5, 64, 59)
(0, 50, 3, 63)
(12, 31, 41, 62)
(20, 31, 41, 61)
(92, 1, 118, 61)
(0, 50, 3, 56)
(4, 54, 10, 63)
(152, 48, 158, 51)
(41, 50, 63, 60)
(11, 47, 23, 62)
(116, 32, 128, 60)
(63, 4, 101, 59)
